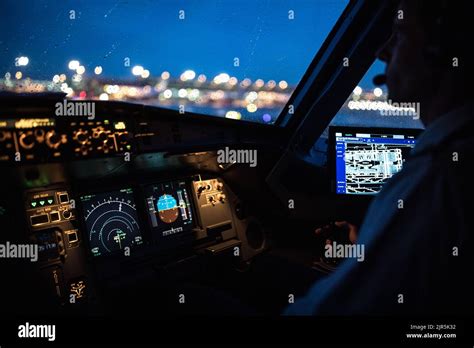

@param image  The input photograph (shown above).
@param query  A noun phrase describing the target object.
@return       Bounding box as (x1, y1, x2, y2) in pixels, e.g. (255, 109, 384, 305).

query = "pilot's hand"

(315, 221, 358, 245)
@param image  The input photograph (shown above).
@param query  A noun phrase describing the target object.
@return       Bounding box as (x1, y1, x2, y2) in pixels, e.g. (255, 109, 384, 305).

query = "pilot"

(285, 0, 473, 316)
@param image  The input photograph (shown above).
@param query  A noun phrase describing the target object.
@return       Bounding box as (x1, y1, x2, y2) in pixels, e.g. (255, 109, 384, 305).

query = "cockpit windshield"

(0, 0, 348, 124)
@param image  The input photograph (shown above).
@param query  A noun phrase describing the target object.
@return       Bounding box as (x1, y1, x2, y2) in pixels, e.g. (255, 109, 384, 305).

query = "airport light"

(16, 56, 29, 66)
(132, 65, 144, 76)
(68, 60, 80, 70)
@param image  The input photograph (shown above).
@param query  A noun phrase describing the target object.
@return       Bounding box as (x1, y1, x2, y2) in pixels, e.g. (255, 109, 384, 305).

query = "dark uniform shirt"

(285, 103, 474, 316)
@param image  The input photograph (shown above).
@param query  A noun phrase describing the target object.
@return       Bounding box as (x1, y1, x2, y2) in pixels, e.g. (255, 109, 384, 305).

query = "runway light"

(132, 65, 144, 76)
(15, 71, 22, 79)
(353, 86, 362, 96)
(68, 60, 80, 70)
(373, 87, 383, 97)
(141, 69, 150, 78)
(161, 71, 170, 80)
(76, 65, 85, 75)
(94, 66, 103, 75)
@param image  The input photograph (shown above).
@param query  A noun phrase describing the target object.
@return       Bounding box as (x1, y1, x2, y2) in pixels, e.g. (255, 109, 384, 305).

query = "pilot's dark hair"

(403, 0, 472, 76)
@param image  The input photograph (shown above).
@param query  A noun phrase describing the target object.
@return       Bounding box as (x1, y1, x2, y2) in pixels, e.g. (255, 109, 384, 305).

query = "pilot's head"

(376, 0, 471, 124)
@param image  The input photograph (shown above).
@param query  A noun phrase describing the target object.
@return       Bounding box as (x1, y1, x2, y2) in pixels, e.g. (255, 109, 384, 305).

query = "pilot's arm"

(285, 144, 473, 316)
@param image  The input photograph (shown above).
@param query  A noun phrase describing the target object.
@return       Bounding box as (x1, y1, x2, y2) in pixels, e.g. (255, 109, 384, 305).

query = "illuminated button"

(62, 210, 72, 219)
(66, 230, 78, 243)
(58, 193, 69, 204)
(30, 214, 49, 226)
(50, 211, 60, 222)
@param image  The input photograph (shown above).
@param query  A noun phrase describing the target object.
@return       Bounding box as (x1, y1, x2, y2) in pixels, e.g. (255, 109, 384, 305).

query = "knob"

(117, 132, 129, 144)
(216, 182, 224, 191)
(46, 131, 62, 149)
(19, 132, 35, 149)
(74, 130, 88, 144)
(0, 131, 8, 142)
(197, 185, 206, 195)
(62, 210, 72, 219)
(97, 131, 108, 142)
(217, 194, 226, 203)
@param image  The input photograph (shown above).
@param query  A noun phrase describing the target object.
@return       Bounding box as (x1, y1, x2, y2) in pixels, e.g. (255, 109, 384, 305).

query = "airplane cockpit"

(5, 0, 470, 344)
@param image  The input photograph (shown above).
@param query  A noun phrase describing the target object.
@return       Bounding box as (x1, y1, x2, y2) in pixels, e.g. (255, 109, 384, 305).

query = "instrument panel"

(80, 188, 143, 257)
(0, 117, 132, 162)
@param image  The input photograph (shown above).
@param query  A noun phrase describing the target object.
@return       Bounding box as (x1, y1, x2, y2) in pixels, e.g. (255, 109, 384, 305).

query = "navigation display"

(144, 180, 194, 239)
(80, 188, 143, 257)
(330, 127, 422, 195)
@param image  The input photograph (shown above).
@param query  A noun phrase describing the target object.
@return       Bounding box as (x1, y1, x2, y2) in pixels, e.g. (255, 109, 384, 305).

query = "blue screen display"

(335, 131, 418, 195)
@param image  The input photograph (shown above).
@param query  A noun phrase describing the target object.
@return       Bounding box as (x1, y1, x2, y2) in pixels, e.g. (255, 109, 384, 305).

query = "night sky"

(1, 0, 355, 85)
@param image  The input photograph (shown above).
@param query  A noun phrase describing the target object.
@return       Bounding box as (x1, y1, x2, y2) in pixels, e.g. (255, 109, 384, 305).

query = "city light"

(181, 70, 196, 81)
(68, 60, 80, 70)
(353, 86, 362, 96)
(246, 91, 258, 102)
(16, 56, 29, 67)
(163, 89, 172, 99)
(2, 57, 298, 123)
(262, 113, 272, 123)
(178, 88, 188, 98)
(373, 87, 383, 97)
(255, 79, 264, 88)
(132, 65, 144, 76)
(246, 103, 258, 112)
(278, 80, 288, 89)
(213, 73, 230, 84)
(229, 77, 238, 86)
(225, 111, 242, 120)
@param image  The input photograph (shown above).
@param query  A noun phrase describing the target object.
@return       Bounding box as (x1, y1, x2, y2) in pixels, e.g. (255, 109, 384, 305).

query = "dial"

(80, 188, 142, 257)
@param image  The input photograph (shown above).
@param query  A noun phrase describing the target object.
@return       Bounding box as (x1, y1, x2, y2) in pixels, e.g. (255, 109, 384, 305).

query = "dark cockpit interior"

(5, 0, 470, 344)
